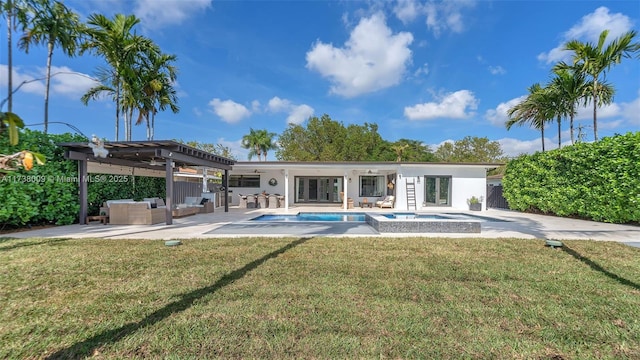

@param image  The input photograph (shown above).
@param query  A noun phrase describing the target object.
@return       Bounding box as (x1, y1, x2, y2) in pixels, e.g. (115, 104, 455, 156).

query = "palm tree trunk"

(151, 112, 155, 140)
(146, 117, 150, 140)
(557, 115, 561, 148)
(570, 113, 575, 144)
(541, 125, 545, 152)
(593, 79, 598, 141)
(115, 83, 120, 141)
(44, 39, 55, 134)
(7, 1, 12, 113)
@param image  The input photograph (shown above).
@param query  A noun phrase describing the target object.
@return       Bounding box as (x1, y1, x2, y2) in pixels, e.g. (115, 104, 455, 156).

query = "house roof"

(232, 161, 502, 172)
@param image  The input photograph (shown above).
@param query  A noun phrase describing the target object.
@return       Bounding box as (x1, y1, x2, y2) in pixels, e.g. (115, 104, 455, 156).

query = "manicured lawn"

(1, 236, 638, 359)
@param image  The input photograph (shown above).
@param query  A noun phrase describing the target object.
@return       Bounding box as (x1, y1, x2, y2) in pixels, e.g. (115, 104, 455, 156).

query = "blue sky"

(1, 0, 639, 160)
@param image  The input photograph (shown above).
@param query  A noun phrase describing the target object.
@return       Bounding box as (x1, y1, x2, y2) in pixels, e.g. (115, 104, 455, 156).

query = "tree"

(506, 83, 554, 152)
(138, 51, 179, 140)
(384, 139, 435, 162)
(549, 66, 588, 144)
(563, 29, 639, 141)
(276, 114, 386, 161)
(1, 0, 31, 113)
(183, 140, 237, 161)
(434, 136, 504, 163)
(81, 13, 155, 141)
(18, 0, 81, 134)
(241, 128, 277, 161)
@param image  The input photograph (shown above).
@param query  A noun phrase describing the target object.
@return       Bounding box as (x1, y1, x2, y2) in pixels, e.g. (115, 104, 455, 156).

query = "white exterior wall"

(396, 165, 487, 211)
(228, 163, 490, 211)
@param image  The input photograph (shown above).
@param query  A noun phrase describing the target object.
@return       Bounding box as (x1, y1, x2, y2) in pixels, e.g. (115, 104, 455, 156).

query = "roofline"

(233, 161, 503, 167)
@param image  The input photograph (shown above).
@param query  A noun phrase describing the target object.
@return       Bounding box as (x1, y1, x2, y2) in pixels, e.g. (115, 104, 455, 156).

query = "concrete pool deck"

(4, 207, 639, 247)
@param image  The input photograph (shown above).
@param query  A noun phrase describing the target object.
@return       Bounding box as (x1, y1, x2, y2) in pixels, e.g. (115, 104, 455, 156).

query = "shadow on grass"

(0, 237, 72, 251)
(562, 245, 639, 291)
(45, 236, 313, 359)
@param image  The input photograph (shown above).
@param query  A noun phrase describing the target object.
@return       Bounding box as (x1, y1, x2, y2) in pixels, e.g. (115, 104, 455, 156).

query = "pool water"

(252, 212, 366, 222)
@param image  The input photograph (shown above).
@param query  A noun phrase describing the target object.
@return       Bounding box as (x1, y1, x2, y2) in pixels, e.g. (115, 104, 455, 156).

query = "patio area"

(5, 207, 640, 246)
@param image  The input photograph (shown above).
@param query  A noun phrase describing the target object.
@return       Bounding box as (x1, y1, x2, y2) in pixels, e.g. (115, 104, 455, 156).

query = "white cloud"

(424, 0, 476, 37)
(488, 65, 506, 75)
(267, 96, 314, 125)
(484, 96, 526, 126)
(287, 104, 314, 125)
(267, 96, 292, 112)
(394, 0, 421, 24)
(251, 100, 261, 113)
(134, 0, 212, 30)
(306, 12, 413, 97)
(497, 137, 557, 157)
(404, 90, 478, 120)
(413, 63, 429, 77)
(0, 65, 98, 99)
(49, 66, 100, 98)
(208, 98, 251, 124)
(538, 7, 635, 64)
(575, 102, 621, 120)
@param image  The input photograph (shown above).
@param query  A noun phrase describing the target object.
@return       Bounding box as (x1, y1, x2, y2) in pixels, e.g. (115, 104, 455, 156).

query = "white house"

(228, 161, 499, 211)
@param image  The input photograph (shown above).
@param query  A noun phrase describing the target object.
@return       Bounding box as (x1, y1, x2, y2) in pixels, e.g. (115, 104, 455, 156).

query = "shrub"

(1, 130, 166, 227)
(503, 132, 640, 224)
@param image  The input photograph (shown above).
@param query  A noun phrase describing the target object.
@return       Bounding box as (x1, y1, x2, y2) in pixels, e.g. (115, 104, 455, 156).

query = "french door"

(424, 176, 451, 206)
(295, 177, 343, 203)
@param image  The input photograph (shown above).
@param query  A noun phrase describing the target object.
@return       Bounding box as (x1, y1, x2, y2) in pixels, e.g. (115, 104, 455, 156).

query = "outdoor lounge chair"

(376, 195, 395, 208)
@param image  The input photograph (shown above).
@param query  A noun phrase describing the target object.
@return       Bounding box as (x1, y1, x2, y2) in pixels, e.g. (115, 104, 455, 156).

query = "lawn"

(1, 236, 638, 359)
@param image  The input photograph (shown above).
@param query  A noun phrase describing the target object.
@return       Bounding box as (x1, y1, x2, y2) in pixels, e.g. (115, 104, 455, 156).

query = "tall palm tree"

(80, 13, 154, 141)
(563, 29, 639, 141)
(18, 0, 81, 133)
(2, 0, 32, 113)
(549, 66, 587, 144)
(137, 51, 179, 140)
(241, 128, 277, 161)
(506, 83, 554, 152)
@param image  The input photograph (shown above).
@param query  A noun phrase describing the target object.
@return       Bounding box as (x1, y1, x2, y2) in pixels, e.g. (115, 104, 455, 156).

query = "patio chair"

(268, 194, 279, 208)
(246, 194, 256, 208)
(376, 195, 395, 208)
(238, 194, 247, 208)
(257, 194, 267, 208)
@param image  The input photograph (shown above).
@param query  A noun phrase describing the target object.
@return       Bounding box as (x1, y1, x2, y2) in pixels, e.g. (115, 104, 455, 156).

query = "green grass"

(1, 236, 639, 359)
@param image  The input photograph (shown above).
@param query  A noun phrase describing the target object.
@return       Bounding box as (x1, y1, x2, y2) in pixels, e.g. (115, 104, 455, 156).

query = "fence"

(486, 185, 509, 209)
(173, 181, 227, 208)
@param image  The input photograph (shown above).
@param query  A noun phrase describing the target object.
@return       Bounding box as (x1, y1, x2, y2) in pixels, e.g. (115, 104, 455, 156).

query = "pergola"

(59, 140, 235, 225)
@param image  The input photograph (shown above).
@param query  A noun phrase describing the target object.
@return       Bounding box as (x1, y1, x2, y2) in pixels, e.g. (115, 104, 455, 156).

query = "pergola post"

(224, 169, 229, 212)
(79, 159, 88, 224)
(165, 159, 174, 225)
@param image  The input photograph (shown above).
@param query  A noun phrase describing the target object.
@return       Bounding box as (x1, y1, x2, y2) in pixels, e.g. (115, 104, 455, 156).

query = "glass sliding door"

(424, 176, 451, 206)
(294, 176, 343, 203)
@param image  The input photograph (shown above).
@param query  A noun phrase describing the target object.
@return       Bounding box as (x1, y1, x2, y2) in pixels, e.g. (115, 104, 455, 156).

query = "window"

(359, 175, 385, 197)
(229, 175, 260, 188)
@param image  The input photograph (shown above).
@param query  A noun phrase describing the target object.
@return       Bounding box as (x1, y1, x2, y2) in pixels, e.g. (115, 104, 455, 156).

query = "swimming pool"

(252, 212, 366, 222)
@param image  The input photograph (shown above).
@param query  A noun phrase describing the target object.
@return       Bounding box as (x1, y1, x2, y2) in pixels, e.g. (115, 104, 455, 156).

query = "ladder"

(406, 179, 417, 210)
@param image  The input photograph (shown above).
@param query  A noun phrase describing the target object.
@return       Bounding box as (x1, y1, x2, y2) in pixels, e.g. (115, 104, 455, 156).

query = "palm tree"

(549, 66, 588, 144)
(137, 51, 179, 140)
(18, 0, 80, 133)
(241, 128, 277, 161)
(563, 29, 639, 141)
(506, 83, 554, 152)
(2, 0, 32, 113)
(81, 13, 154, 141)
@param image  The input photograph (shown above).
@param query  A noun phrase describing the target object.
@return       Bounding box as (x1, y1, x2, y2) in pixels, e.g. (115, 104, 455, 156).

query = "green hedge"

(0, 130, 165, 227)
(503, 132, 640, 224)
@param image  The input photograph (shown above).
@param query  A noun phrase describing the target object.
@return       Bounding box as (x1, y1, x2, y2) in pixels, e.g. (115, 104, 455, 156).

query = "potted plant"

(467, 196, 483, 211)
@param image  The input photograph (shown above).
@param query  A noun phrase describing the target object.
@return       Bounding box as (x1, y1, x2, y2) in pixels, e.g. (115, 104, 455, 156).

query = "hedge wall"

(503, 132, 640, 224)
(1, 130, 165, 227)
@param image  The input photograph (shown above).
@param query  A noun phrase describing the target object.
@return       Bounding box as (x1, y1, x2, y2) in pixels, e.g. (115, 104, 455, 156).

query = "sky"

(1, 0, 639, 160)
